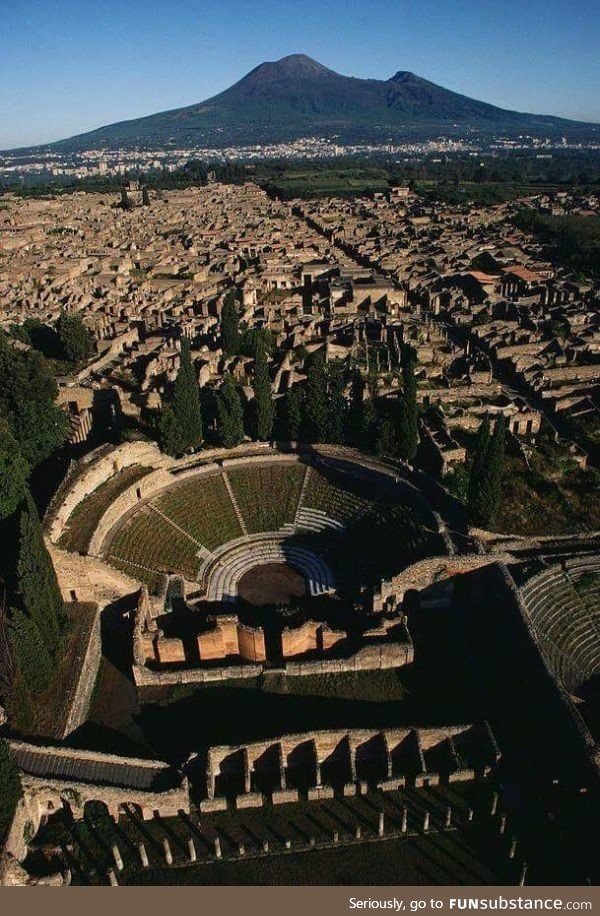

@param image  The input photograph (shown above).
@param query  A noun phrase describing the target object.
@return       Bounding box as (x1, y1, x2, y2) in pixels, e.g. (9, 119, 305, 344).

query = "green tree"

(9, 609, 54, 696)
(16, 495, 67, 655)
(481, 414, 507, 526)
(0, 737, 22, 841)
(0, 426, 29, 521)
(142, 186, 150, 207)
(252, 342, 274, 441)
(158, 406, 185, 457)
(346, 369, 367, 447)
(376, 418, 398, 458)
(56, 310, 94, 363)
(327, 361, 347, 445)
(467, 417, 492, 526)
(304, 349, 329, 443)
(284, 386, 305, 441)
(0, 336, 68, 468)
(396, 345, 419, 461)
(217, 374, 245, 448)
(172, 338, 203, 449)
(221, 292, 240, 356)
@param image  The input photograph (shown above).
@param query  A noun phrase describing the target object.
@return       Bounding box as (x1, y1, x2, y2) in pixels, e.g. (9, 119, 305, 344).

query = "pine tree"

(173, 337, 202, 449)
(284, 386, 305, 441)
(16, 494, 66, 655)
(397, 345, 419, 461)
(221, 293, 240, 356)
(217, 374, 245, 448)
(304, 350, 329, 443)
(327, 361, 347, 445)
(9, 609, 54, 696)
(467, 417, 492, 526)
(0, 737, 22, 841)
(252, 342, 274, 441)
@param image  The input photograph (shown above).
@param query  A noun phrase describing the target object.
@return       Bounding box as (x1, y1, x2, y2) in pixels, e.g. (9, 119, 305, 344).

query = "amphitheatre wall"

(48, 543, 141, 606)
(46, 441, 170, 542)
(46, 440, 277, 547)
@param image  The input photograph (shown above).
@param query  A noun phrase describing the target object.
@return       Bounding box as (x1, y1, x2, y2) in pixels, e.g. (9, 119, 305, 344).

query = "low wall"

(133, 662, 263, 688)
(284, 640, 413, 675)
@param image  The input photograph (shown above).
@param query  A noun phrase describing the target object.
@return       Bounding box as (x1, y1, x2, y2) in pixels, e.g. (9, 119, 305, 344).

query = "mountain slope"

(21, 54, 593, 152)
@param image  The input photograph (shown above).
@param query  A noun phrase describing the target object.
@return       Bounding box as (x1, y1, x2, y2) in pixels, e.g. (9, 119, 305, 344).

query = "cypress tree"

(158, 405, 185, 457)
(376, 418, 398, 458)
(304, 350, 329, 443)
(252, 342, 274, 441)
(217, 374, 245, 448)
(467, 417, 492, 526)
(284, 386, 305, 442)
(0, 737, 22, 841)
(481, 414, 507, 526)
(346, 369, 366, 447)
(142, 186, 150, 207)
(16, 495, 66, 655)
(221, 293, 240, 356)
(173, 337, 203, 449)
(397, 345, 419, 461)
(327, 361, 347, 445)
(9, 609, 54, 696)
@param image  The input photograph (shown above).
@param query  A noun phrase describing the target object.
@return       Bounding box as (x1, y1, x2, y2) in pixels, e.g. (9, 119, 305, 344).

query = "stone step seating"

(107, 506, 200, 582)
(293, 507, 346, 534)
(226, 464, 306, 535)
(521, 566, 600, 685)
(152, 474, 243, 550)
(201, 533, 336, 603)
(301, 468, 372, 526)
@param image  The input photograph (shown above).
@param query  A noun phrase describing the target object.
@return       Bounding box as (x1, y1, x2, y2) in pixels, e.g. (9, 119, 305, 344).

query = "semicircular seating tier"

(101, 457, 446, 597)
(519, 557, 600, 696)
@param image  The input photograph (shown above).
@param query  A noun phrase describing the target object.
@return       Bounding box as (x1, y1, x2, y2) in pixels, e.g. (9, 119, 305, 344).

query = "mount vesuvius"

(19, 54, 596, 152)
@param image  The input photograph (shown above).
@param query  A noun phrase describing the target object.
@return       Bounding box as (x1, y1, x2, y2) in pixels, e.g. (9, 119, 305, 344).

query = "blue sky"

(1, 0, 599, 148)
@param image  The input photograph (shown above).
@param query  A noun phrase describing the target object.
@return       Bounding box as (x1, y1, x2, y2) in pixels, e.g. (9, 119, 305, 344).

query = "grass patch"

(17, 602, 98, 739)
(58, 465, 153, 553)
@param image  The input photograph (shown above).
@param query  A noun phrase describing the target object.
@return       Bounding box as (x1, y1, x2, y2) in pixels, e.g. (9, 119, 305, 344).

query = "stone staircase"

(294, 465, 312, 524)
(222, 472, 248, 536)
(148, 501, 213, 562)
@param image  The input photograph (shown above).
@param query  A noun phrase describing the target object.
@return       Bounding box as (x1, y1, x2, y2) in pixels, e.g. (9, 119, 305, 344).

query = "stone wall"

(284, 639, 413, 675)
(281, 620, 319, 657)
(237, 624, 267, 662)
(373, 553, 515, 611)
(134, 662, 263, 688)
